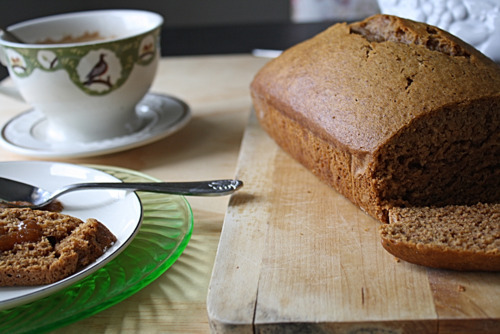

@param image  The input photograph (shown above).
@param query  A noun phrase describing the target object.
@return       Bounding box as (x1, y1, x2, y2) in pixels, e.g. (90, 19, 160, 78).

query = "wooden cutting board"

(207, 110, 500, 333)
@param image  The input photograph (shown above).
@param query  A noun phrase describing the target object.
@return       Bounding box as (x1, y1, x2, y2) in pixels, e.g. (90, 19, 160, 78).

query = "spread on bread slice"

(0, 208, 116, 286)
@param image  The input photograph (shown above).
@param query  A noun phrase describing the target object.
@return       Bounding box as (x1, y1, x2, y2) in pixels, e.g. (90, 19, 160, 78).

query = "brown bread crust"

(0, 208, 116, 286)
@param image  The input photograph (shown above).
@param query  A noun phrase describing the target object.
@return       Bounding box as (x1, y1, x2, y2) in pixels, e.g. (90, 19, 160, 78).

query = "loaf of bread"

(251, 14, 499, 224)
(250, 14, 500, 270)
(381, 203, 500, 271)
(0, 208, 116, 286)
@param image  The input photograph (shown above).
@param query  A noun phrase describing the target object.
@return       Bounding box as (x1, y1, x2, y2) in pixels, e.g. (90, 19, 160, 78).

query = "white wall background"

(291, 0, 379, 22)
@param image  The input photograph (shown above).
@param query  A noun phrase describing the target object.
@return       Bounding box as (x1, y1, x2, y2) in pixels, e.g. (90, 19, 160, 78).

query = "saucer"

(0, 93, 191, 158)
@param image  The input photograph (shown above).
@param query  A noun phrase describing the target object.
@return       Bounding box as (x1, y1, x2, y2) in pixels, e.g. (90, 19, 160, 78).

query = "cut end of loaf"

(380, 203, 500, 271)
(373, 97, 500, 223)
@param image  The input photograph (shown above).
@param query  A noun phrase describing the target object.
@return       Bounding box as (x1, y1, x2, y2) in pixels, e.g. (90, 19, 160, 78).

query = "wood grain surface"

(0, 55, 269, 333)
(207, 111, 500, 334)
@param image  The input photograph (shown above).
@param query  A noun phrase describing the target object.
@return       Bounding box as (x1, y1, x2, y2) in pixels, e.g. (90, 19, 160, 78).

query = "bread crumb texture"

(381, 203, 500, 271)
(0, 208, 116, 286)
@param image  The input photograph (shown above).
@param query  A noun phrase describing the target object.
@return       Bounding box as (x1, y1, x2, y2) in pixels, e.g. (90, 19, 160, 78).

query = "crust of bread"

(380, 238, 500, 271)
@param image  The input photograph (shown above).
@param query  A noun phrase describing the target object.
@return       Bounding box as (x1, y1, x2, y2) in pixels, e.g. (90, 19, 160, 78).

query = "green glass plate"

(0, 165, 194, 334)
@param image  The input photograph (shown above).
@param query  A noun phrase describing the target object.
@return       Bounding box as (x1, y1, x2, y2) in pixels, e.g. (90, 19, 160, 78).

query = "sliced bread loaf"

(250, 14, 499, 271)
(250, 14, 500, 224)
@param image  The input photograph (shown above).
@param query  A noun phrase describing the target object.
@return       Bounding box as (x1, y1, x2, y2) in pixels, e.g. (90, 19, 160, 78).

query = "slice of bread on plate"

(0, 208, 116, 286)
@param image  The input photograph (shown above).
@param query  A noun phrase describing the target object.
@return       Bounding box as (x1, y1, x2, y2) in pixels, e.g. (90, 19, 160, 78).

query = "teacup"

(0, 9, 163, 142)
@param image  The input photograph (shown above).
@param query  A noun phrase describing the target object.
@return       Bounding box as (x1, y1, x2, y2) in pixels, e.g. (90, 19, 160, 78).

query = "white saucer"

(0, 93, 191, 158)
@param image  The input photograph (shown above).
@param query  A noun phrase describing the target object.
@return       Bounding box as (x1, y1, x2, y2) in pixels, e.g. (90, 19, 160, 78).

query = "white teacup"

(0, 9, 163, 142)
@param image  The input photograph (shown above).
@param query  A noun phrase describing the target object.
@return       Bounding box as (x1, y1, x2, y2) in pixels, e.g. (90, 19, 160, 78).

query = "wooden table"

(0, 54, 269, 333)
(2, 53, 500, 334)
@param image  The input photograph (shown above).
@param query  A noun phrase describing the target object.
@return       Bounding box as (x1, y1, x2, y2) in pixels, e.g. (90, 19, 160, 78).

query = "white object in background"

(291, 0, 379, 22)
(377, 0, 500, 62)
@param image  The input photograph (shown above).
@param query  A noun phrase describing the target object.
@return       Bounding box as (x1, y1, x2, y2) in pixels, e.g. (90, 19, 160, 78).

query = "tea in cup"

(0, 9, 163, 142)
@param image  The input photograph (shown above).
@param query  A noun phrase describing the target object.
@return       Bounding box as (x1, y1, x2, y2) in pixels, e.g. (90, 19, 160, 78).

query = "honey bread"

(0, 208, 116, 286)
(250, 14, 500, 270)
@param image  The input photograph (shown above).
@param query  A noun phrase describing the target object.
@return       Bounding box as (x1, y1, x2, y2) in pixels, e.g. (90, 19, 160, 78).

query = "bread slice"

(380, 203, 500, 271)
(0, 208, 116, 286)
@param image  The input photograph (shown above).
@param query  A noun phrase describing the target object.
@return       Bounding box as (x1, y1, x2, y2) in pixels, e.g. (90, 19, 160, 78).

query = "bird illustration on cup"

(83, 53, 110, 87)
(77, 49, 122, 93)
